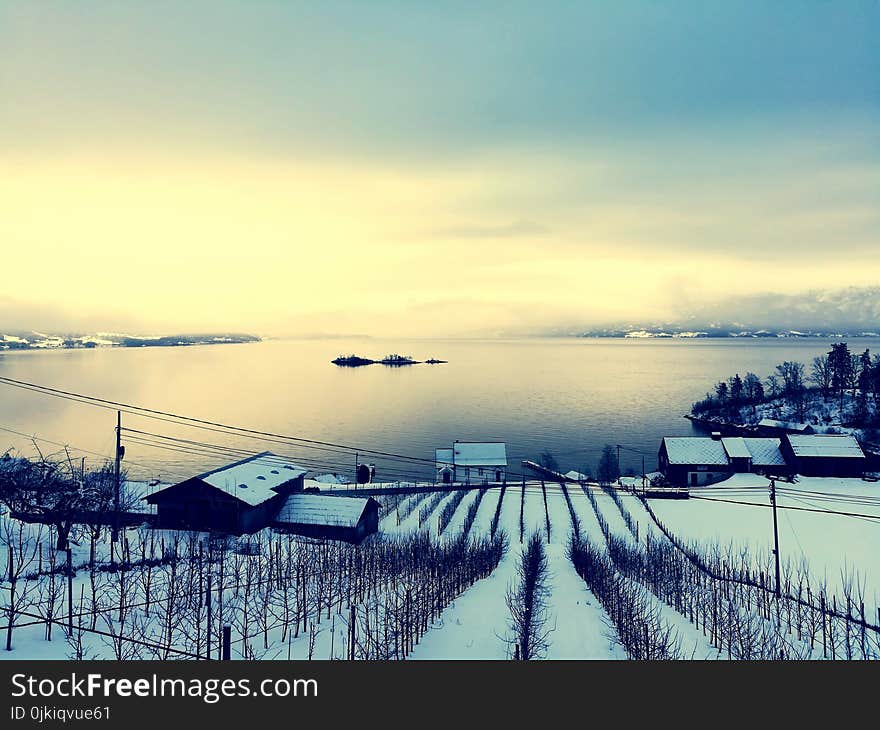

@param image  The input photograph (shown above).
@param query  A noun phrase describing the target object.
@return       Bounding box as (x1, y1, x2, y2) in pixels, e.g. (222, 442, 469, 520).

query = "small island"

(331, 353, 447, 367)
(331, 354, 376, 367)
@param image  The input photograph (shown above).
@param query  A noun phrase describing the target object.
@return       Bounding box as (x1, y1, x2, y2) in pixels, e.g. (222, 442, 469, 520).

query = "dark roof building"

(659, 435, 791, 486)
(780, 434, 866, 477)
(145, 452, 307, 534)
(273, 494, 380, 544)
(144, 452, 380, 542)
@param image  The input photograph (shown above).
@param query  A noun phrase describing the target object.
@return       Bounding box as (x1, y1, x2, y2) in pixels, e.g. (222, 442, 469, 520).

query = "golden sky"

(1, 3, 878, 336)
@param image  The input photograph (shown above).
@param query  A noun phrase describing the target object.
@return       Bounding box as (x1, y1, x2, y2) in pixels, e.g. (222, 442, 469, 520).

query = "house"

(658, 434, 791, 486)
(780, 434, 866, 477)
(144, 452, 382, 542)
(272, 493, 380, 544)
(145, 452, 307, 534)
(435, 441, 507, 484)
(738, 438, 790, 476)
(658, 436, 732, 486)
(756, 418, 815, 435)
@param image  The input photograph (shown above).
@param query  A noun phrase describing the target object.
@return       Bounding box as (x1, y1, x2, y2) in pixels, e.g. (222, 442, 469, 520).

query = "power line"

(688, 493, 880, 522)
(0, 376, 602, 483)
(0, 376, 438, 467)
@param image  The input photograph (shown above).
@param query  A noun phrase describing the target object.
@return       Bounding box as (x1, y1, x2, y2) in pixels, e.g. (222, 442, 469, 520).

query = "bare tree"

(505, 532, 552, 659)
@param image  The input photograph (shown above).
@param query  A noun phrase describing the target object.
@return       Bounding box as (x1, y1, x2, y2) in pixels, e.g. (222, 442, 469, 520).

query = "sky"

(1, 1, 878, 337)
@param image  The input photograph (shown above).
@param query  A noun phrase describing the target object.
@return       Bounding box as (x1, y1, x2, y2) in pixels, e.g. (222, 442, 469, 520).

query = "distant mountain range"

(579, 286, 880, 339)
(579, 327, 880, 339)
(0, 331, 260, 351)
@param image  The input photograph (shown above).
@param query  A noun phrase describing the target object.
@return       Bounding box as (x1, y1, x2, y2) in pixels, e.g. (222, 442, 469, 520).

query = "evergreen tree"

(729, 373, 744, 403)
(596, 445, 620, 485)
(828, 342, 853, 409)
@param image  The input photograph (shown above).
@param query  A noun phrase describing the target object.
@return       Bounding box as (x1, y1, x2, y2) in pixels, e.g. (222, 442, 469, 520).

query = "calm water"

(2, 337, 877, 483)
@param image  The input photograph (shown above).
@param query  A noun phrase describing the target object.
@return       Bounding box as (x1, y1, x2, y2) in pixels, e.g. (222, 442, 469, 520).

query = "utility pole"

(354, 452, 359, 489)
(112, 411, 122, 543)
(769, 478, 781, 598)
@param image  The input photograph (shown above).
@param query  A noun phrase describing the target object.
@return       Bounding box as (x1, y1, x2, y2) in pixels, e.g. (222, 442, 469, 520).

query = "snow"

(646, 473, 880, 597)
(758, 418, 813, 432)
(786, 434, 865, 459)
(195, 452, 308, 506)
(574, 488, 719, 658)
(662, 437, 729, 465)
(312, 473, 351, 485)
(741, 438, 787, 466)
(721, 437, 752, 459)
(7, 467, 877, 660)
(435, 448, 454, 465)
(542, 491, 626, 659)
(274, 494, 370, 528)
(450, 442, 508, 467)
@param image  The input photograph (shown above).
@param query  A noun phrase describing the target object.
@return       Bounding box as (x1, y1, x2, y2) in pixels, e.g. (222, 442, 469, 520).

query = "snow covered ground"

(2, 471, 878, 660)
(644, 473, 880, 599)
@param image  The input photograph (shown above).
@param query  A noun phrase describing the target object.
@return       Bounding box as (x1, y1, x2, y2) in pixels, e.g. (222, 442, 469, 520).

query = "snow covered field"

(2, 472, 879, 660)
(644, 473, 880, 598)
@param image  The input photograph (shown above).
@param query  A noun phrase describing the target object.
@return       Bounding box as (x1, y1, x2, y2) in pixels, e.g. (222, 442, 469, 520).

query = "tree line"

(692, 342, 880, 426)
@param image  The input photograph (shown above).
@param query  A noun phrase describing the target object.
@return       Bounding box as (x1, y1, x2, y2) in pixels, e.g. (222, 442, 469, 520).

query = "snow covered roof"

(742, 438, 787, 466)
(721, 438, 751, 460)
(313, 473, 351, 485)
(662, 438, 729, 466)
(196, 452, 308, 506)
(564, 470, 589, 481)
(786, 435, 865, 459)
(274, 494, 373, 528)
(451, 442, 508, 467)
(436, 443, 507, 467)
(758, 418, 813, 433)
(435, 448, 454, 466)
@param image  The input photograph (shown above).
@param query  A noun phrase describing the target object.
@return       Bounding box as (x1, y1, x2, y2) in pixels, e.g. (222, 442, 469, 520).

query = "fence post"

(222, 625, 231, 660)
(66, 548, 73, 635)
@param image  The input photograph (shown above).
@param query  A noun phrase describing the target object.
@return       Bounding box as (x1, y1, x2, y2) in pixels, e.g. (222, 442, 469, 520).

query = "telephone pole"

(112, 410, 122, 543)
(769, 478, 781, 598)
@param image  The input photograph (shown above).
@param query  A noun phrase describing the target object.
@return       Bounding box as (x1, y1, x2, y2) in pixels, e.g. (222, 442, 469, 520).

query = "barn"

(658, 434, 792, 486)
(144, 452, 382, 542)
(780, 434, 867, 477)
(272, 493, 380, 544)
(145, 452, 307, 534)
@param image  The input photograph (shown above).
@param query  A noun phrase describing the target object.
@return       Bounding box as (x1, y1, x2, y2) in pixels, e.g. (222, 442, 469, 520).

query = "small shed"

(756, 419, 816, 436)
(273, 494, 380, 544)
(781, 434, 866, 477)
(144, 452, 307, 534)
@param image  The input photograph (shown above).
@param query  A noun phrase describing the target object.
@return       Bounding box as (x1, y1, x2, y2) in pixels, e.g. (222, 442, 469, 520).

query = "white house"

(435, 441, 508, 485)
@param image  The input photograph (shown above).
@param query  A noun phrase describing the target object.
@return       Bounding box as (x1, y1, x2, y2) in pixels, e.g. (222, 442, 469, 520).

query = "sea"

(2, 337, 877, 484)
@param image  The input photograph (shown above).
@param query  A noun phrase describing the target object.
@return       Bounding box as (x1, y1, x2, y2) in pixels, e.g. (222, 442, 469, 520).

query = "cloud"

(0, 3, 877, 337)
(427, 220, 551, 240)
